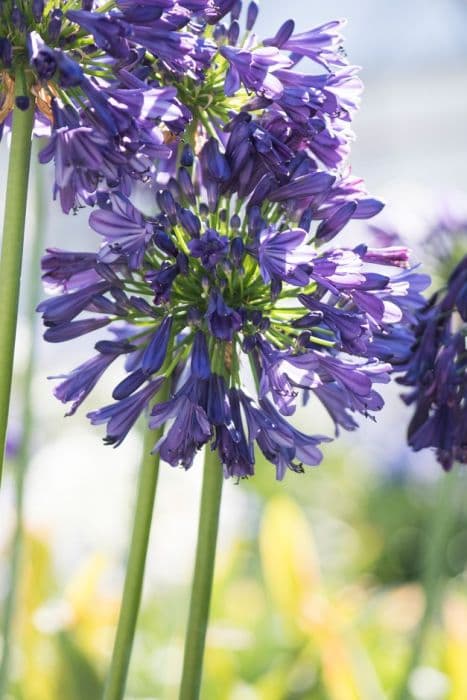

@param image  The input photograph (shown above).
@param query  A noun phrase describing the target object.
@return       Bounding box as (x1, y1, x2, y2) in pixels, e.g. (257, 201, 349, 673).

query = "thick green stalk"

(0, 144, 46, 699)
(103, 394, 169, 700)
(394, 471, 460, 700)
(0, 69, 34, 485)
(179, 448, 224, 700)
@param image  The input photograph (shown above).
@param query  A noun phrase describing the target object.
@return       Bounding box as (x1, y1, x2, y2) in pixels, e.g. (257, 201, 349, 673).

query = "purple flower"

(66, 11, 132, 59)
(29, 32, 58, 80)
(147, 262, 180, 304)
(241, 394, 329, 480)
(266, 20, 348, 70)
(88, 379, 165, 447)
(198, 138, 231, 211)
(191, 331, 211, 379)
(214, 389, 255, 478)
(38, 123, 111, 214)
(2, 4, 201, 212)
(131, 26, 216, 74)
(149, 378, 212, 467)
(298, 295, 369, 354)
(3, 0, 376, 235)
(43, 317, 111, 343)
(39, 143, 421, 478)
(206, 290, 242, 341)
(89, 194, 154, 269)
(316, 202, 357, 242)
(321, 67, 363, 121)
(188, 229, 229, 269)
(355, 244, 410, 268)
(141, 316, 173, 374)
(372, 268, 431, 324)
(52, 351, 121, 415)
(117, 0, 171, 23)
(268, 171, 335, 204)
(41, 248, 101, 292)
(257, 226, 311, 287)
(221, 45, 292, 99)
(104, 85, 184, 124)
(399, 255, 467, 470)
(254, 338, 297, 416)
(35, 4, 427, 482)
(37, 281, 113, 324)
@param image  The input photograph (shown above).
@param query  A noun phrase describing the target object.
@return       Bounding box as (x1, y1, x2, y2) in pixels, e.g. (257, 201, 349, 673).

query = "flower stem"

(0, 142, 46, 699)
(103, 391, 168, 700)
(0, 69, 34, 486)
(395, 471, 460, 700)
(179, 447, 224, 700)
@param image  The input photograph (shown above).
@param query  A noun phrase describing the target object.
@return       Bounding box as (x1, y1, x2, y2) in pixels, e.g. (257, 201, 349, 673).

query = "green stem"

(103, 386, 169, 700)
(394, 471, 460, 700)
(179, 447, 224, 700)
(0, 69, 34, 486)
(0, 142, 46, 699)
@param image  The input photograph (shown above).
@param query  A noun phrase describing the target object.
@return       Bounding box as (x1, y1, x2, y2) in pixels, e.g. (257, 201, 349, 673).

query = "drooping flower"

(264, 19, 348, 69)
(399, 255, 466, 471)
(88, 378, 165, 447)
(368, 209, 466, 470)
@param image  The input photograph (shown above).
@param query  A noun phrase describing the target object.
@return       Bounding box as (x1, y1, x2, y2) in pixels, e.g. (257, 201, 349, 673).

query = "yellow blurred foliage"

(64, 554, 120, 661)
(444, 593, 467, 700)
(9, 531, 119, 700)
(260, 496, 386, 700)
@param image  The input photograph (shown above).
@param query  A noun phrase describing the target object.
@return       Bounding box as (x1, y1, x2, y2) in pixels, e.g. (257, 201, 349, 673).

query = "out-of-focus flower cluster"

(397, 214, 466, 470)
(33, 1, 430, 479)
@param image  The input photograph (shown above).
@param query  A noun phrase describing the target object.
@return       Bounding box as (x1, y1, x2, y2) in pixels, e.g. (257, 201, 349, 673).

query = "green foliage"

(2, 457, 466, 700)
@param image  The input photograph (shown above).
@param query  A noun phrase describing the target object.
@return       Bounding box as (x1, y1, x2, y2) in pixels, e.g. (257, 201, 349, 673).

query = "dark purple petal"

(88, 379, 165, 447)
(141, 316, 173, 375)
(191, 331, 211, 379)
(316, 202, 357, 242)
(206, 290, 242, 341)
(44, 317, 110, 342)
(52, 352, 117, 415)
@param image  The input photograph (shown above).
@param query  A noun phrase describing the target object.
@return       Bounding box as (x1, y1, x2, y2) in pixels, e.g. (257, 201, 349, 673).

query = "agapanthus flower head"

(38, 150, 426, 480)
(33, 3, 430, 480)
(1, 0, 367, 216)
(0, 0, 215, 211)
(397, 221, 467, 470)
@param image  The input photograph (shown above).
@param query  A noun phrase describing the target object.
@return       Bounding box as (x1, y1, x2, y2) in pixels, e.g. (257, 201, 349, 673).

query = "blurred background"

(1, 1, 467, 698)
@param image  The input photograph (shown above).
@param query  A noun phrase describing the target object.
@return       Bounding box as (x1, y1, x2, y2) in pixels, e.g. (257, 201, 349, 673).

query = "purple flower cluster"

(398, 227, 466, 470)
(0, 0, 369, 215)
(0, 0, 226, 211)
(35, 2, 429, 479)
